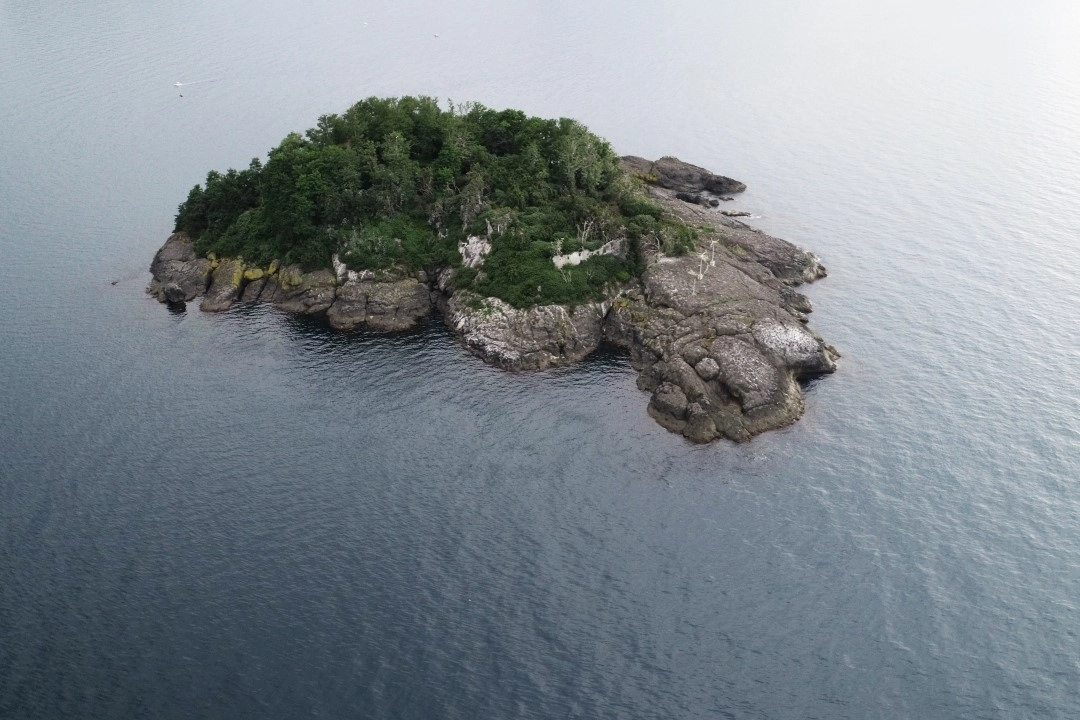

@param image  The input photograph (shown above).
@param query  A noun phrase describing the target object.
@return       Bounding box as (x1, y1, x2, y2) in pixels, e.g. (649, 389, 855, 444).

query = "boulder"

(751, 319, 838, 377)
(162, 283, 187, 305)
(685, 402, 719, 443)
(680, 343, 709, 368)
(649, 382, 688, 423)
(695, 357, 720, 381)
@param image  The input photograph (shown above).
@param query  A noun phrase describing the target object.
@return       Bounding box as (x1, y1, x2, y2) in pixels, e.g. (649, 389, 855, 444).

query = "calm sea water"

(3, 1, 1079, 718)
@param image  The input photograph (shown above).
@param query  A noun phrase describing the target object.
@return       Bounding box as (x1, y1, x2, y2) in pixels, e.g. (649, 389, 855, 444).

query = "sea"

(2, 1, 1079, 718)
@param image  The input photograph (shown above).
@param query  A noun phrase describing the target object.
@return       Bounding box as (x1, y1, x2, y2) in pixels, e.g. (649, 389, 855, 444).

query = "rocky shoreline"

(148, 156, 838, 443)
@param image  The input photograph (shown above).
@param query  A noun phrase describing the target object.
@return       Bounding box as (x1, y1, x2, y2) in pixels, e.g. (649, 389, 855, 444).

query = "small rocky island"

(149, 97, 838, 442)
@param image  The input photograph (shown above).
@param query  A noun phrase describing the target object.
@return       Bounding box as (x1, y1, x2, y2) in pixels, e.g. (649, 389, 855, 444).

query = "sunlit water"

(2, 1, 1079, 718)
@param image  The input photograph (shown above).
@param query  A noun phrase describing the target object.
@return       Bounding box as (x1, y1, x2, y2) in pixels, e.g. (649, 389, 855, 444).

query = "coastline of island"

(148, 98, 838, 442)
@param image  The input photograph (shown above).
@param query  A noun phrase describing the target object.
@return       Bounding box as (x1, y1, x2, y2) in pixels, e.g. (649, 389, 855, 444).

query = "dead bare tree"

(576, 219, 595, 250)
(642, 232, 663, 257)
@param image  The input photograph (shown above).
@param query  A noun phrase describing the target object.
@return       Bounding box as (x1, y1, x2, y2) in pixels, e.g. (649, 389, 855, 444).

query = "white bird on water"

(174, 79, 216, 96)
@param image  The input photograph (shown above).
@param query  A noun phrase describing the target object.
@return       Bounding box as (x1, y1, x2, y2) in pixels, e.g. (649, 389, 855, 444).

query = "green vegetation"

(174, 96, 696, 307)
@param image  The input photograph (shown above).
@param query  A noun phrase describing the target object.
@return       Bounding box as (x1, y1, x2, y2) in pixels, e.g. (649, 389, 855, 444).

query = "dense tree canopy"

(175, 96, 693, 306)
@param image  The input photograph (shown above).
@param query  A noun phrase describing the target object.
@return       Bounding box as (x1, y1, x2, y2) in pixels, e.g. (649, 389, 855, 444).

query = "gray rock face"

(146, 233, 210, 303)
(327, 278, 432, 331)
(458, 236, 491, 269)
(442, 293, 605, 371)
(147, 156, 837, 443)
(708, 336, 786, 412)
(149, 232, 195, 274)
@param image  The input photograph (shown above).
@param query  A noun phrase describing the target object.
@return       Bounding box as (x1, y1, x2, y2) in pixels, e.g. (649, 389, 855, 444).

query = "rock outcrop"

(641, 183, 829, 286)
(603, 257, 836, 442)
(201, 258, 245, 312)
(147, 157, 837, 442)
(146, 233, 211, 304)
(442, 293, 606, 371)
(327, 277, 433, 332)
(257, 267, 337, 315)
(622, 155, 747, 195)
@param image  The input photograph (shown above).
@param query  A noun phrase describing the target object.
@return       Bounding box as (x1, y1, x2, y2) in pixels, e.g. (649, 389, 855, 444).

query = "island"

(148, 97, 838, 442)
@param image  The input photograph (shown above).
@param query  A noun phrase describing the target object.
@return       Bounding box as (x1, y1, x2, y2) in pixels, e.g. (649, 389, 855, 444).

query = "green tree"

(172, 96, 676, 299)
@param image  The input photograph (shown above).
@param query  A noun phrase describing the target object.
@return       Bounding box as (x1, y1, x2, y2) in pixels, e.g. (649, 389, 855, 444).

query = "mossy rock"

(230, 263, 244, 288)
(278, 266, 304, 289)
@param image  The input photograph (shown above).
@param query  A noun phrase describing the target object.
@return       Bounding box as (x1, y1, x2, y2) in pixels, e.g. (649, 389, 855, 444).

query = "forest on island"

(174, 96, 697, 306)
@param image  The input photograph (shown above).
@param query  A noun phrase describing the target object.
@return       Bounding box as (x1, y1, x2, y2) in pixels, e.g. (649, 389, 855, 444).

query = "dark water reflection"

(3, 0, 1080, 718)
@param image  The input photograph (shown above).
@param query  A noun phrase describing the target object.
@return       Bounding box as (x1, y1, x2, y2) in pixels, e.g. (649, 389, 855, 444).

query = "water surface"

(2, 1, 1079, 718)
